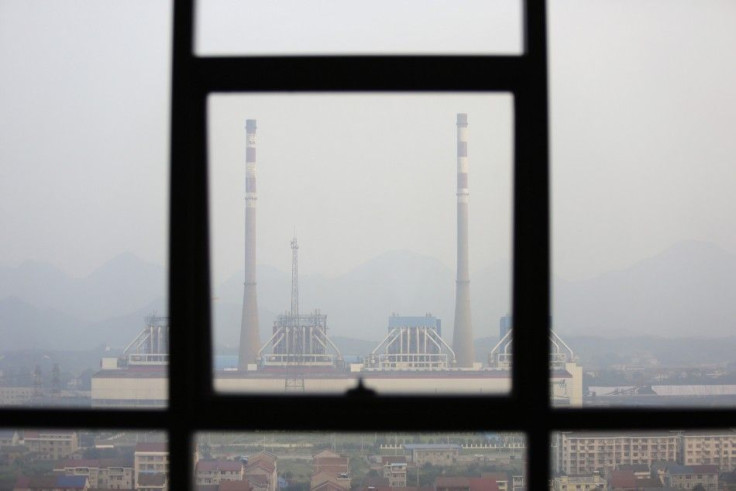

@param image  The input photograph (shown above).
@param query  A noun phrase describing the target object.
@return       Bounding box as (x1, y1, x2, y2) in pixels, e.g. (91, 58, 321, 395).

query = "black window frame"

(2, 1, 735, 489)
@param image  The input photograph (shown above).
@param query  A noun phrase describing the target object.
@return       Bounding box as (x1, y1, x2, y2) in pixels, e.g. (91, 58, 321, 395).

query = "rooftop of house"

(135, 441, 168, 453)
(197, 460, 244, 473)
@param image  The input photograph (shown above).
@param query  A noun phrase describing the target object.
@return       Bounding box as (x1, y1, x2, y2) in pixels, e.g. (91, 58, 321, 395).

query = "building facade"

(23, 430, 79, 460)
(681, 430, 736, 471)
(556, 432, 679, 475)
(195, 460, 245, 486)
(55, 459, 134, 489)
(134, 442, 169, 490)
(404, 444, 460, 466)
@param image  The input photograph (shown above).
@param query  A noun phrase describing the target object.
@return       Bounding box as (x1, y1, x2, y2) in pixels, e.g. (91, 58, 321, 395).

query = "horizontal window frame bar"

(0, 409, 169, 429)
(190, 56, 527, 92)
(1, 406, 734, 432)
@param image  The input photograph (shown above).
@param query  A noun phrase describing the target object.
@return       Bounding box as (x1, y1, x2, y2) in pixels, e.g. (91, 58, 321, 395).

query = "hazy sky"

(1, 1, 735, 284)
(208, 94, 513, 282)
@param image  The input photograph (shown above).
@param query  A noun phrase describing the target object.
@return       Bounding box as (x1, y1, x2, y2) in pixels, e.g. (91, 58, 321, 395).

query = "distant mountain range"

(1, 240, 735, 356)
(0, 253, 166, 350)
(553, 240, 736, 338)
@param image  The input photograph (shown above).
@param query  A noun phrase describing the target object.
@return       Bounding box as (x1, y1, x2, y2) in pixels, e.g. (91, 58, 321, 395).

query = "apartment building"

(55, 458, 134, 489)
(404, 444, 461, 466)
(23, 430, 79, 460)
(384, 462, 407, 488)
(665, 464, 718, 490)
(196, 460, 244, 486)
(551, 474, 607, 491)
(134, 442, 169, 490)
(556, 432, 679, 475)
(244, 452, 277, 491)
(681, 430, 736, 471)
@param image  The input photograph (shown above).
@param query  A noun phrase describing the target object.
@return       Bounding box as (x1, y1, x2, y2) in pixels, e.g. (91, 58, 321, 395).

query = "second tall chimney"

(239, 119, 261, 369)
(452, 113, 475, 367)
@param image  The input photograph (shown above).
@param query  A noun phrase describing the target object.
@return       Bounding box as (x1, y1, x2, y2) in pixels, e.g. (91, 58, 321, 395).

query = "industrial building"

(215, 115, 583, 402)
(365, 315, 454, 371)
(257, 237, 343, 372)
(85, 115, 583, 407)
(91, 316, 168, 408)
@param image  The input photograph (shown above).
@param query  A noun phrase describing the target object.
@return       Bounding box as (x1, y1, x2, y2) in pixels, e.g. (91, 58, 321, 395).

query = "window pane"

(208, 94, 513, 395)
(550, 1, 736, 406)
(0, 1, 171, 408)
(196, 432, 526, 491)
(552, 430, 735, 487)
(195, 0, 522, 55)
(0, 430, 166, 489)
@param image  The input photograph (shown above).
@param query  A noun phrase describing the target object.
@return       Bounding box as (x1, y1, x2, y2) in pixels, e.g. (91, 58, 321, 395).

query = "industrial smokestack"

(239, 119, 261, 369)
(452, 113, 474, 367)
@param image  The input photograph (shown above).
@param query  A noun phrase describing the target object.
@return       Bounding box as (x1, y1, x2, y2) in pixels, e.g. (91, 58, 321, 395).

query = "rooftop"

(135, 441, 167, 453)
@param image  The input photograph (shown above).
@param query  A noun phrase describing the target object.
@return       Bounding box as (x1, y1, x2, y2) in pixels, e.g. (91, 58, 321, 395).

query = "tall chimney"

(452, 113, 474, 367)
(239, 119, 261, 369)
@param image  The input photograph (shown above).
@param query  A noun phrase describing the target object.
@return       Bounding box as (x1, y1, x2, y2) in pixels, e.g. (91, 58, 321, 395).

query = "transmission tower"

(285, 235, 305, 392)
(290, 236, 299, 318)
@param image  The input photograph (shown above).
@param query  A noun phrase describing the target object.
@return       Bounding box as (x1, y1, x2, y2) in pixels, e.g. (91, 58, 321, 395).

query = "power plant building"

(214, 115, 583, 402)
(91, 316, 168, 408)
(364, 314, 455, 371)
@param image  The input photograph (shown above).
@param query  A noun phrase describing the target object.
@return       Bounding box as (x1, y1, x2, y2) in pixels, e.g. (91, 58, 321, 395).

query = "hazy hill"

(0, 254, 165, 351)
(2, 240, 736, 354)
(554, 240, 736, 338)
(0, 252, 165, 323)
(0, 296, 85, 350)
(212, 250, 510, 348)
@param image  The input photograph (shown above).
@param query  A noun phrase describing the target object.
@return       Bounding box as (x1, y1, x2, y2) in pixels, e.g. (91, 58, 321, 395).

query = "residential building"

(311, 472, 350, 491)
(680, 430, 736, 471)
(23, 430, 79, 460)
(556, 433, 679, 475)
(404, 444, 460, 466)
(54, 458, 134, 489)
(434, 476, 500, 491)
(551, 474, 607, 490)
(137, 472, 167, 491)
(314, 451, 349, 476)
(196, 460, 245, 486)
(664, 464, 718, 490)
(134, 442, 168, 490)
(0, 386, 34, 406)
(13, 475, 89, 491)
(384, 462, 407, 488)
(244, 452, 277, 491)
